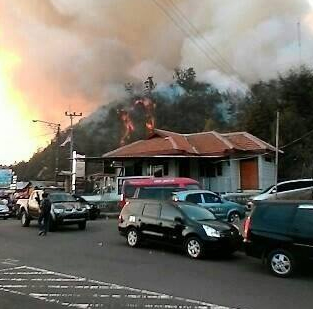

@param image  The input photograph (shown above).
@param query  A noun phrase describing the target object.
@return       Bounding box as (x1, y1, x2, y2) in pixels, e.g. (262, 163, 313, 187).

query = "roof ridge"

(102, 140, 144, 157)
(211, 131, 234, 149)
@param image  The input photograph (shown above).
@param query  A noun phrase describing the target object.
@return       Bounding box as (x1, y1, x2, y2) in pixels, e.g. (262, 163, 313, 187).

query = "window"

(216, 163, 223, 176)
(138, 187, 178, 200)
(293, 207, 313, 235)
(253, 205, 296, 233)
(160, 204, 182, 221)
(124, 185, 136, 198)
(142, 203, 161, 218)
(179, 204, 216, 221)
(203, 193, 220, 203)
(186, 193, 202, 204)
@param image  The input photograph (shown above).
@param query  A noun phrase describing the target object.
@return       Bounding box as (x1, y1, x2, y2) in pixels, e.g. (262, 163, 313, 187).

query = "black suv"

(118, 199, 242, 259)
(244, 201, 313, 277)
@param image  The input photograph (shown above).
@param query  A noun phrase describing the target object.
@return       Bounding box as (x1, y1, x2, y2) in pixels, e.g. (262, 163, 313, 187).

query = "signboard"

(0, 169, 13, 189)
(76, 153, 86, 178)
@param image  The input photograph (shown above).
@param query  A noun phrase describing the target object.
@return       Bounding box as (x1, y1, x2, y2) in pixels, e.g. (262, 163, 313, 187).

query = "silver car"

(249, 179, 313, 206)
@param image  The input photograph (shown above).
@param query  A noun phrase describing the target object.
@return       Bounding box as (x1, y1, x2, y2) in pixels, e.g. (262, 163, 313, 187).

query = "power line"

(166, 0, 243, 80)
(151, 0, 234, 76)
(152, 0, 248, 90)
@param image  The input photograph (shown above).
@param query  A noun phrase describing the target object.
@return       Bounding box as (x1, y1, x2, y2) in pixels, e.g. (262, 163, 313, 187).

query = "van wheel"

(127, 228, 140, 247)
(21, 211, 30, 227)
(228, 211, 240, 223)
(267, 249, 295, 278)
(185, 237, 204, 259)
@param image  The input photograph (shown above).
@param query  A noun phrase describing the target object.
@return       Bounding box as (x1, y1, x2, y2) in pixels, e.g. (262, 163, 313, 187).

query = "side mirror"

(271, 188, 277, 194)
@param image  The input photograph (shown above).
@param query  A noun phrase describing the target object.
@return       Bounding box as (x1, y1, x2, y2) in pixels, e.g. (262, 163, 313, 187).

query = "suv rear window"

(252, 204, 296, 233)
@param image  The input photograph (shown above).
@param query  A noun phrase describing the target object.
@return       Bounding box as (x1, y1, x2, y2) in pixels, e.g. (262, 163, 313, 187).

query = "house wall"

(258, 156, 275, 190)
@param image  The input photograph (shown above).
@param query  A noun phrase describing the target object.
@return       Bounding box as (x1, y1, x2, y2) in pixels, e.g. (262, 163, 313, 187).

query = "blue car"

(172, 190, 246, 222)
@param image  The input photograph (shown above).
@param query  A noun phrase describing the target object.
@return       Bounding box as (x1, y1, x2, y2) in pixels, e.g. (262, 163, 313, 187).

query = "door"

(159, 203, 185, 244)
(28, 191, 41, 218)
(291, 205, 313, 260)
(240, 159, 259, 190)
(140, 203, 162, 240)
(201, 193, 226, 219)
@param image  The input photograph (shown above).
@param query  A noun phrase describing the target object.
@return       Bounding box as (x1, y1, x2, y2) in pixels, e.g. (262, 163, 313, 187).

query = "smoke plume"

(0, 0, 312, 123)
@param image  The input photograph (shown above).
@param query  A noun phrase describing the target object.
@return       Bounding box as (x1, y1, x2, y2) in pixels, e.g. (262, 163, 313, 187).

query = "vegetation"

(13, 66, 313, 181)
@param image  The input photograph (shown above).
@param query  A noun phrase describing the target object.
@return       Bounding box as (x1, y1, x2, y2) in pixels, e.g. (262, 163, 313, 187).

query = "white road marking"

(0, 265, 237, 309)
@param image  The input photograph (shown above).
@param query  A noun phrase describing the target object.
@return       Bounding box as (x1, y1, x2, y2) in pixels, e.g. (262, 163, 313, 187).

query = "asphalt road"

(0, 218, 312, 309)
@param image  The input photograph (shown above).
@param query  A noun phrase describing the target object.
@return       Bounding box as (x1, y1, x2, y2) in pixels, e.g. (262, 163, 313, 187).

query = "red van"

(118, 177, 200, 208)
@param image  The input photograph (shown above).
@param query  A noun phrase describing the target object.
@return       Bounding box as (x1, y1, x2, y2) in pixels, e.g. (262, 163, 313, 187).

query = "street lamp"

(32, 119, 61, 184)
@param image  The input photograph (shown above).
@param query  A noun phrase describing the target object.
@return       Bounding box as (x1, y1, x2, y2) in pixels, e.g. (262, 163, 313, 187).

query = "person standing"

(38, 192, 52, 236)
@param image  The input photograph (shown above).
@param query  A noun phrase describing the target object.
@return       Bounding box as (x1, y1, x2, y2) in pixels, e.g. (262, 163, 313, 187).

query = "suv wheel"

(127, 228, 140, 247)
(268, 249, 295, 278)
(21, 211, 30, 227)
(185, 237, 204, 259)
(228, 211, 240, 223)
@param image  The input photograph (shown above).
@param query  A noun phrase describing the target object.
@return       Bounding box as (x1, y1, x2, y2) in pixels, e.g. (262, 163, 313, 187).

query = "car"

(244, 200, 313, 278)
(73, 195, 100, 220)
(118, 199, 243, 259)
(0, 200, 10, 220)
(247, 179, 313, 208)
(173, 190, 246, 222)
(20, 190, 88, 231)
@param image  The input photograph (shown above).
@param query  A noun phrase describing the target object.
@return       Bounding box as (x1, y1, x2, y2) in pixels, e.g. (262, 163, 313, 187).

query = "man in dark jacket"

(38, 192, 52, 236)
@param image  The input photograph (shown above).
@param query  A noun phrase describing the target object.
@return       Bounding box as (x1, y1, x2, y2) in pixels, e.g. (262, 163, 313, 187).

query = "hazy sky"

(0, 0, 313, 164)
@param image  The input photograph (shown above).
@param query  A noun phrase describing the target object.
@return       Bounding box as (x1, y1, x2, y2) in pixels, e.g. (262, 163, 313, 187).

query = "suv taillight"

(243, 216, 251, 241)
(118, 213, 124, 223)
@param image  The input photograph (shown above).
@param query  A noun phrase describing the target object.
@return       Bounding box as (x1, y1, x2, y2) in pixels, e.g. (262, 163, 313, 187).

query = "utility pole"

(297, 21, 302, 68)
(65, 111, 82, 192)
(275, 111, 280, 198)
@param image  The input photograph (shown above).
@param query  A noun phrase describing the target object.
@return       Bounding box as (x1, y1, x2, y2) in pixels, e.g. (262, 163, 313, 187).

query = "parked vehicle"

(118, 199, 242, 258)
(244, 200, 313, 278)
(0, 200, 10, 219)
(247, 179, 313, 208)
(119, 177, 201, 208)
(173, 190, 246, 222)
(74, 195, 100, 220)
(20, 190, 88, 231)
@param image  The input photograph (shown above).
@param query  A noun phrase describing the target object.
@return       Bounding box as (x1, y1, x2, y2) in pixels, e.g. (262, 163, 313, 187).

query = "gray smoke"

(0, 0, 312, 119)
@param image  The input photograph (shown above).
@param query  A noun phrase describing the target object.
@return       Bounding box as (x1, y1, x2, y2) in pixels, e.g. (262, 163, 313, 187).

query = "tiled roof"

(102, 129, 277, 158)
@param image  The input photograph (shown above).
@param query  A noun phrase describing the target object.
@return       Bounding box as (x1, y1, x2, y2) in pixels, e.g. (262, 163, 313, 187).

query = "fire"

(117, 109, 135, 146)
(134, 97, 156, 134)
(0, 49, 47, 164)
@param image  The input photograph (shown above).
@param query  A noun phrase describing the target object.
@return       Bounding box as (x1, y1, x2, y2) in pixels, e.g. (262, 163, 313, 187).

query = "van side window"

(253, 205, 295, 232)
(294, 208, 313, 234)
(160, 204, 181, 221)
(142, 203, 161, 218)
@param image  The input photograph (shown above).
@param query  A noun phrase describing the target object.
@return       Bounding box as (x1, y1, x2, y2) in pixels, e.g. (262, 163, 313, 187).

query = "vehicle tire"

(78, 221, 87, 230)
(228, 211, 240, 223)
(267, 249, 295, 278)
(185, 237, 204, 259)
(127, 228, 140, 247)
(21, 211, 30, 227)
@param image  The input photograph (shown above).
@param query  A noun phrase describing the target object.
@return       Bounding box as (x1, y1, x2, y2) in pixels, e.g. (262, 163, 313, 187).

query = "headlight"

(85, 204, 91, 210)
(53, 208, 64, 214)
(202, 225, 221, 238)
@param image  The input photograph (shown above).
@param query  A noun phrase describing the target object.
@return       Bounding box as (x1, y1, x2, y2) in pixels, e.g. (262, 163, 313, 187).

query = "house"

(102, 129, 278, 193)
